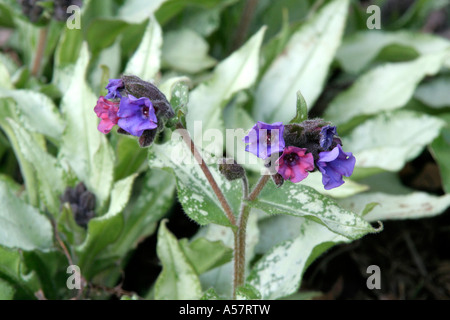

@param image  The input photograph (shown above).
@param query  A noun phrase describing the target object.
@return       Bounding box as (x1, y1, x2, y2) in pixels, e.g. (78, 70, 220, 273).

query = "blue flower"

(105, 79, 124, 100)
(117, 95, 157, 137)
(243, 121, 285, 159)
(316, 144, 356, 190)
(319, 125, 337, 150)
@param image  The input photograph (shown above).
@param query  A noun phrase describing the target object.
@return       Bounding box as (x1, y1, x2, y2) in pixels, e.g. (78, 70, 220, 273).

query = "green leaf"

(300, 172, 369, 199)
(338, 192, 450, 222)
(0, 181, 53, 251)
(89, 37, 121, 96)
(154, 220, 202, 300)
(324, 51, 449, 125)
(162, 29, 216, 74)
(77, 174, 136, 279)
(53, 28, 83, 92)
(155, 0, 232, 26)
(179, 237, 233, 275)
(186, 26, 266, 155)
(158, 76, 191, 99)
(201, 287, 221, 300)
(414, 76, 450, 108)
(0, 89, 64, 141)
(21, 250, 69, 300)
(0, 174, 22, 197)
(8, 120, 66, 216)
(86, 19, 128, 55)
(10, 19, 39, 70)
(0, 278, 15, 299)
(0, 245, 41, 299)
(124, 17, 162, 81)
(59, 44, 115, 208)
(342, 110, 445, 171)
(58, 203, 86, 246)
(361, 202, 380, 217)
(248, 216, 353, 300)
(118, 0, 167, 24)
(289, 90, 308, 123)
(149, 135, 242, 227)
(0, 99, 39, 206)
(110, 169, 175, 257)
(253, 0, 349, 123)
(0, 58, 12, 88)
(159, 77, 190, 125)
(430, 118, 450, 193)
(113, 135, 148, 181)
(247, 181, 378, 240)
(336, 31, 450, 74)
(236, 283, 261, 300)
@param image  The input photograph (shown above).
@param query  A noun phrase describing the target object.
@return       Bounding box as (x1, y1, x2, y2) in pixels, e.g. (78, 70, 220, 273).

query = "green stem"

(233, 174, 270, 298)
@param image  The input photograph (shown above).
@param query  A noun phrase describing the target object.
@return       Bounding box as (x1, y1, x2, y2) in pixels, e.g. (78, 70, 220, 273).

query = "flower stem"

(176, 123, 236, 226)
(233, 174, 270, 298)
(32, 27, 48, 77)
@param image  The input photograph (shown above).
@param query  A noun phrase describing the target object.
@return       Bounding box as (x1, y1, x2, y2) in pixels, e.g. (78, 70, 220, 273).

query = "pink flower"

(275, 146, 314, 183)
(94, 96, 119, 134)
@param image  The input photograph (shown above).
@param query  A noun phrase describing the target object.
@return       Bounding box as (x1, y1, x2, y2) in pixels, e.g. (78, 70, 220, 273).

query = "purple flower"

(243, 121, 285, 159)
(317, 144, 356, 190)
(275, 146, 314, 183)
(94, 96, 119, 134)
(117, 95, 158, 137)
(320, 125, 337, 150)
(105, 79, 124, 100)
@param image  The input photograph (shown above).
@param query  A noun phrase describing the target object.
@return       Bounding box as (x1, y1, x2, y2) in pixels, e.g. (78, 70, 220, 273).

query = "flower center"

(142, 106, 149, 118)
(284, 153, 299, 166)
(266, 131, 272, 145)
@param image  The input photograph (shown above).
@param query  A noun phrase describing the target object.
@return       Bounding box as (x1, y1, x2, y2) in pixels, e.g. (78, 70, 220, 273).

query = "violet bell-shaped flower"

(319, 125, 337, 150)
(243, 121, 285, 159)
(105, 78, 124, 100)
(117, 95, 158, 137)
(316, 144, 356, 190)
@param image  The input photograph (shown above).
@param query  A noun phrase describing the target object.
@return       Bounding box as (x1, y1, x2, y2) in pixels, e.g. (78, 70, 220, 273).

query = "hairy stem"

(176, 123, 236, 226)
(233, 174, 270, 298)
(32, 27, 48, 77)
(232, 0, 259, 51)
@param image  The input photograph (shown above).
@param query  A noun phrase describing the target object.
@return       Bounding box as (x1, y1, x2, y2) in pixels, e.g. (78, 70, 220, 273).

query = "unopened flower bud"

(218, 158, 245, 181)
(60, 182, 96, 228)
(121, 75, 175, 122)
(138, 129, 157, 148)
(17, 0, 44, 23)
(271, 173, 284, 188)
(53, 0, 83, 21)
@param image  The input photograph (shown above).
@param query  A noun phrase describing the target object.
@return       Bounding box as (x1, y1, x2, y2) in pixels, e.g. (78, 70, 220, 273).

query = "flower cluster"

(17, 0, 83, 23)
(243, 120, 355, 189)
(60, 182, 95, 228)
(94, 76, 174, 147)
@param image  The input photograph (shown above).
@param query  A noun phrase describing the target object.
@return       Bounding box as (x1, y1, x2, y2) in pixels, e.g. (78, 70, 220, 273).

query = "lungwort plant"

(0, 0, 449, 300)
